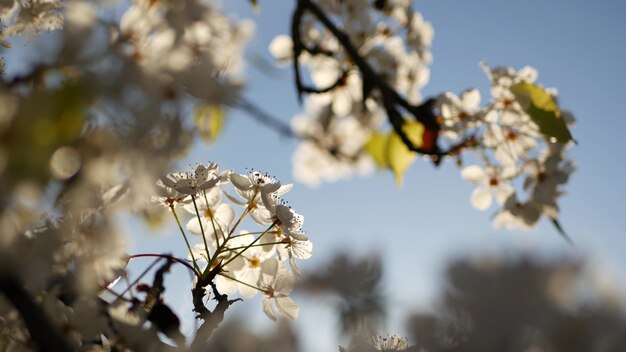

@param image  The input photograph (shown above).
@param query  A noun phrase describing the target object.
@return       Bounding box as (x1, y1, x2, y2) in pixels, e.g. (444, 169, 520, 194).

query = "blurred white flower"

(461, 165, 516, 211)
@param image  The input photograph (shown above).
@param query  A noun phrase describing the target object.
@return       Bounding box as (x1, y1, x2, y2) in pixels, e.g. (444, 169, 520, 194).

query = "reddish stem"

(130, 253, 200, 277)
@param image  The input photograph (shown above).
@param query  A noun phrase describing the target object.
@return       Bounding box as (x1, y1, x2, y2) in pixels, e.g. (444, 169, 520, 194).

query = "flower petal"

(471, 186, 492, 210)
(461, 165, 486, 183)
(461, 88, 481, 110)
(291, 240, 312, 259)
(262, 299, 277, 321)
(230, 173, 253, 191)
(186, 218, 203, 235)
(215, 204, 235, 228)
(274, 270, 294, 294)
(236, 270, 260, 298)
(269, 35, 293, 61)
(215, 274, 238, 295)
(495, 184, 515, 205)
(275, 296, 299, 320)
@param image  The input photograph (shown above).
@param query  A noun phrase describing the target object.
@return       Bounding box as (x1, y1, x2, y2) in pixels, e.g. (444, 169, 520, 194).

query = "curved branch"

(129, 253, 199, 277)
(294, 0, 454, 160)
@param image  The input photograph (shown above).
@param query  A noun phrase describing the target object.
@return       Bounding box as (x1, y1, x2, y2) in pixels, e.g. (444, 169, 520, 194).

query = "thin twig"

(233, 97, 297, 138)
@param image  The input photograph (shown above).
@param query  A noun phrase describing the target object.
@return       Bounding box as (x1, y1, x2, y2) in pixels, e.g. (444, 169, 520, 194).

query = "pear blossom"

(230, 234, 275, 298)
(272, 204, 308, 241)
(184, 186, 234, 241)
(285, 238, 313, 278)
(268, 34, 294, 66)
(228, 170, 293, 225)
(260, 259, 299, 321)
(152, 179, 189, 208)
(461, 165, 516, 211)
(161, 163, 220, 196)
(492, 194, 542, 230)
(437, 88, 482, 139)
(482, 63, 539, 125)
(483, 123, 539, 165)
(290, 100, 377, 186)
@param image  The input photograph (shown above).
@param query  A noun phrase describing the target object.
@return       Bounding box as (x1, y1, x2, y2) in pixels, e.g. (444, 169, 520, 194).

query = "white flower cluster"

(437, 64, 576, 230)
(116, 0, 254, 102)
(270, 0, 433, 186)
(0, 0, 63, 39)
(157, 163, 312, 321)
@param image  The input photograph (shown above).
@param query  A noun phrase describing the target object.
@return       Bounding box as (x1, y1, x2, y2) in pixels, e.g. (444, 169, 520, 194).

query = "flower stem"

(218, 273, 266, 293)
(221, 221, 277, 268)
(230, 230, 278, 237)
(170, 205, 201, 273)
(222, 241, 285, 252)
(227, 204, 251, 239)
(203, 190, 226, 245)
(130, 253, 199, 277)
(192, 195, 212, 262)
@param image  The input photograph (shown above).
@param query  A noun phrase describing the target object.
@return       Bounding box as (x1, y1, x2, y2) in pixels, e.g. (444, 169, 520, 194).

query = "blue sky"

(5, 0, 625, 350)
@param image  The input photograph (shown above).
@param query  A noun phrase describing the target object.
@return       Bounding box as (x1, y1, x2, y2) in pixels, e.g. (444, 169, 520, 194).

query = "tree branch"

(0, 275, 73, 352)
(293, 0, 462, 161)
(189, 263, 241, 349)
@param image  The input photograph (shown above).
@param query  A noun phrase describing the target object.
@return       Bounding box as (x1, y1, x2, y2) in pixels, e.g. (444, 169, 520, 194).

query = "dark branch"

(293, 0, 462, 161)
(189, 264, 241, 349)
(302, 43, 335, 57)
(0, 275, 73, 352)
(291, 1, 306, 103)
(299, 71, 346, 94)
(140, 258, 185, 346)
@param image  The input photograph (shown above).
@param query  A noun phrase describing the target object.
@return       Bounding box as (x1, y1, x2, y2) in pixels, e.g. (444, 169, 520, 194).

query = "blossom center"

(248, 256, 261, 268)
(505, 130, 517, 141)
(501, 98, 515, 107)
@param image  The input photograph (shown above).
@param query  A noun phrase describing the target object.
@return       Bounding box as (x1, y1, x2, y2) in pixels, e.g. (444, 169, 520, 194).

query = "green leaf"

(510, 82, 574, 144)
(194, 105, 225, 143)
(364, 132, 389, 168)
(401, 119, 425, 150)
(386, 120, 424, 187)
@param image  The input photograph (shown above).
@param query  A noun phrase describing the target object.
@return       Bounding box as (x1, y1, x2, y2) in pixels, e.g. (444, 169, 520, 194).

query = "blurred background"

(3, 0, 626, 350)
